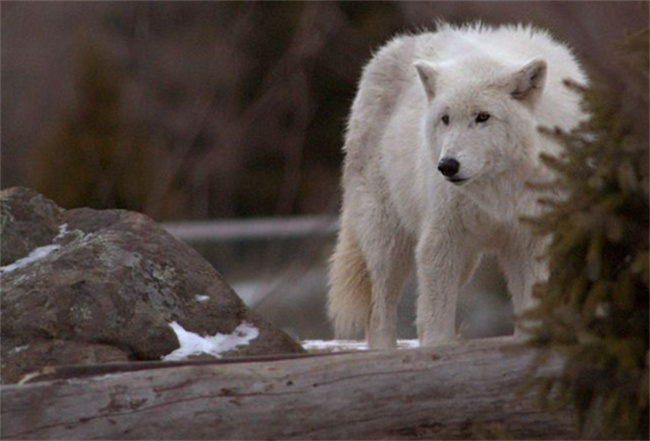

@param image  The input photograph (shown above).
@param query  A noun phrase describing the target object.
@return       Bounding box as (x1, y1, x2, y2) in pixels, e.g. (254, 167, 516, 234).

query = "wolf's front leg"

(498, 237, 549, 337)
(415, 225, 479, 346)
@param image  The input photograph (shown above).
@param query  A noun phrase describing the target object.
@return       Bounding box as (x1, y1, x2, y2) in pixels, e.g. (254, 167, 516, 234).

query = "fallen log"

(1, 337, 574, 440)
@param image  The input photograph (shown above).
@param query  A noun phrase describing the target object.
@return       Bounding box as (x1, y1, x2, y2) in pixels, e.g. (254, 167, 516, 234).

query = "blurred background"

(2, 1, 647, 341)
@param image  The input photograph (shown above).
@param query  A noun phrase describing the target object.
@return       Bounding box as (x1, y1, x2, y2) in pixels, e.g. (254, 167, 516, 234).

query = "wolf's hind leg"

(356, 210, 413, 350)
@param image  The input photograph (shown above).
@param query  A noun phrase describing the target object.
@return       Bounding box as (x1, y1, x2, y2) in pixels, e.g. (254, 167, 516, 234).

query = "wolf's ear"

(414, 60, 438, 101)
(508, 58, 547, 104)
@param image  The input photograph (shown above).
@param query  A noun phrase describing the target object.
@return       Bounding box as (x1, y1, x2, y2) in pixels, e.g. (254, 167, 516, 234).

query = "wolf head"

(414, 57, 547, 186)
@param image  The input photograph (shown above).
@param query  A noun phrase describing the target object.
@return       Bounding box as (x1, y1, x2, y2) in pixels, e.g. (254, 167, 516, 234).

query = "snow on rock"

(302, 339, 420, 352)
(194, 294, 210, 303)
(55, 223, 69, 240)
(10, 345, 29, 354)
(0, 244, 61, 274)
(163, 321, 260, 361)
(0, 223, 80, 274)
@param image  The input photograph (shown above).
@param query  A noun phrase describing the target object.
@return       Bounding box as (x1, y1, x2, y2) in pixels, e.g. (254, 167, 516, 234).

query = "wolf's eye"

(475, 112, 490, 123)
(441, 115, 450, 125)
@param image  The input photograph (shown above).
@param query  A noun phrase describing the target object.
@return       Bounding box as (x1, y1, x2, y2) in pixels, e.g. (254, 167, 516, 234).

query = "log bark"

(1, 337, 575, 440)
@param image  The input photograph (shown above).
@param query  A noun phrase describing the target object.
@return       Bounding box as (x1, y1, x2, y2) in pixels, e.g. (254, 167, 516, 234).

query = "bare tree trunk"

(1, 337, 575, 440)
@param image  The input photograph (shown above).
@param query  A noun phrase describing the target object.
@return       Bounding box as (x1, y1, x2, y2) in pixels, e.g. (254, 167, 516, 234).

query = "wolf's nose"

(438, 157, 460, 177)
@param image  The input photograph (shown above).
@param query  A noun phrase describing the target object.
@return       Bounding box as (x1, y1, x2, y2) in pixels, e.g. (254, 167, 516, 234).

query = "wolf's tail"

(327, 219, 371, 338)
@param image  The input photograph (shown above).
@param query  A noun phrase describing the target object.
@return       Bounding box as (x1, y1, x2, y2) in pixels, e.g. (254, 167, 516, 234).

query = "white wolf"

(327, 23, 587, 349)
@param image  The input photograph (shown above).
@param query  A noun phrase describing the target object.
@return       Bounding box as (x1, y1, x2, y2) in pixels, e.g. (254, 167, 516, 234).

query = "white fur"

(327, 23, 588, 349)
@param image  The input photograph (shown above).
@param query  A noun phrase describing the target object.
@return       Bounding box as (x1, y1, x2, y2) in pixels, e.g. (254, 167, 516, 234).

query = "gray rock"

(0, 187, 304, 384)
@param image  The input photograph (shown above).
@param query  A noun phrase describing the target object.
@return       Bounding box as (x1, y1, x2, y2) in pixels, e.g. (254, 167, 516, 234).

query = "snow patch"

(10, 345, 29, 354)
(194, 295, 210, 303)
(55, 223, 69, 240)
(302, 339, 420, 352)
(0, 244, 61, 274)
(162, 321, 259, 361)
